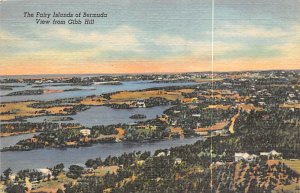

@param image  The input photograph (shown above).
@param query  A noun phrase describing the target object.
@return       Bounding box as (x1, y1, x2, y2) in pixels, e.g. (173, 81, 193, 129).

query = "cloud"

(153, 34, 243, 58)
(0, 25, 147, 65)
(212, 23, 300, 61)
(264, 24, 300, 61)
(0, 31, 40, 50)
(49, 25, 142, 52)
(270, 42, 300, 61)
(215, 23, 288, 38)
(1, 22, 299, 75)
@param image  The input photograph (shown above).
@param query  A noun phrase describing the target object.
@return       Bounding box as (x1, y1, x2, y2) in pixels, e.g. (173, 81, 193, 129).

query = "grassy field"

(170, 127, 184, 137)
(282, 159, 300, 174)
(80, 96, 108, 105)
(274, 160, 300, 193)
(110, 90, 184, 101)
(30, 166, 119, 193)
(239, 104, 263, 112)
(194, 78, 223, 82)
(0, 87, 196, 122)
(177, 88, 194, 93)
(84, 166, 119, 177)
(280, 103, 300, 109)
(205, 104, 231, 110)
(0, 101, 39, 121)
(194, 121, 229, 132)
(31, 175, 73, 193)
(0, 101, 72, 121)
(69, 88, 195, 107)
(116, 127, 125, 140)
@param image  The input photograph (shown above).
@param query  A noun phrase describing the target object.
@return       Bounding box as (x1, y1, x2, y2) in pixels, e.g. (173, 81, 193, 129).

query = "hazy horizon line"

(1, 68, 299, 78)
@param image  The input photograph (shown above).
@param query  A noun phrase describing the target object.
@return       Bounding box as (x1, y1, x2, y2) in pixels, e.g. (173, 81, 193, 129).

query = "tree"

(52, 163, 65, 180)
(55, 163, 64, 171)
(140, 151, 151, 160)
(85, 159, 95, 168)
(57, 188, 64, 193)
(5, 184, 26, 193)
(67, 165, 84, 179)
(3, 168, 12, 180)
(52, 169, 59, 180)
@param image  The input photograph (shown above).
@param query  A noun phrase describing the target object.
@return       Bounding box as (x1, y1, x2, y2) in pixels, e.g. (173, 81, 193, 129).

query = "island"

(129, 114, 146, 119)
(0, 70, 300, 193)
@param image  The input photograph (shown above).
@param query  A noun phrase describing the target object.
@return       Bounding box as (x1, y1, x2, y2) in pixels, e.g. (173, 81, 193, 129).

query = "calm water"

(0, 81, 197, 102)
(0, 80, 200, 173)
(26, 105, 171, 127)
(0, 133, 38, 148)
(0, 136, 203, 173)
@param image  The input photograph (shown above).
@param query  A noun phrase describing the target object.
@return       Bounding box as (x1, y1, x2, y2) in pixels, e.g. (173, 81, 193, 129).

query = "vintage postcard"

(0, 0, 299, 192)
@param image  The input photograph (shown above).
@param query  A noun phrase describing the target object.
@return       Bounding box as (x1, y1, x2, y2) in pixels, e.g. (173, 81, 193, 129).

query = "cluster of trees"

(51, 163, 65, 179)
(61, 105, 299, 192)
(108, 97, 178, 109)
(4, 184, 26, 193)
(0, 85, 19, 90)
(143, 97, 177, 108)
(29, 97, 82, 108)
(2, 96, 238, 151)
(63, 105, 90, 115)
(1, 164, 65, 193)
(90, 125, 121, 136)
(16, 169, 45, 182)
(62, 149, 300, 193)
(211, 108, 300, 158)
(66, 165, 84, 179)
(0, 122, 66, 134)
(63, 152, 299, 193)
(6, 89, 44, 96)
(2, 123, 125, 151)
(85, 151, 151, 169)
(165, 104, 237, 130)
(209, 160, 299, 193)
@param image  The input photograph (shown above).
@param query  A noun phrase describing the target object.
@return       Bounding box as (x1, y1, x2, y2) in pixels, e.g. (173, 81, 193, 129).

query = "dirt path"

(229, 110, 240, 134)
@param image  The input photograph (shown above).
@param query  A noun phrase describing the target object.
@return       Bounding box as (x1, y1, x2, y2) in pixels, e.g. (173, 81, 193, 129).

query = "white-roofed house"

(235, 153, 258, 162)
(260, 150, 282, 160)
(37, 168, 52, 178)
(80, 129, 91, 136)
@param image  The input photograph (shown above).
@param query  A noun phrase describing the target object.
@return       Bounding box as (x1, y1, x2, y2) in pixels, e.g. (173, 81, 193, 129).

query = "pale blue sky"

(0, 0, 299, 74)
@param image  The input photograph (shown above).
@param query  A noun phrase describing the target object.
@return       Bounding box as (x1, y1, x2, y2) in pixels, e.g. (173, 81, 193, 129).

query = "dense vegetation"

(211, 108, 300, 158)
(60, 108, 300, 193)
(1, 70, 299, 192)
(6, 89, 44, 96)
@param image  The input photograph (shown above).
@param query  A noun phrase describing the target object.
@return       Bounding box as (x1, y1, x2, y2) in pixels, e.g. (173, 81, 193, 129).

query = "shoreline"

(0, 135, 198, 152)
(0, 130, 37, 137)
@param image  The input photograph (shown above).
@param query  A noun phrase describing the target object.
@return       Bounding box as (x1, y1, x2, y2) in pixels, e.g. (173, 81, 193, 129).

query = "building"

(235, 153, 249, 162)
(269, 150, 282, 157)
(260, 150, 282, 160)
(136, 101, 146, 108)
(157, 152, 166, 157)
(174, 158, 182, 165)
(80, 129, 91, 136)
(234, 153, 258, 162)
(212, 129, 227, 136)
(37, 168, 52, 178)
(195, 131, 208, 136)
